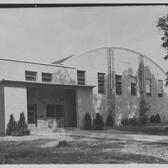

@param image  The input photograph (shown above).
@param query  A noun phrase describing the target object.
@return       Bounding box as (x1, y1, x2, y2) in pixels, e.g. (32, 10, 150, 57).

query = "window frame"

(116, 75, 122, 95)
(158, 80, 163, 97)
(42, 72, 52, 82)
(145, 78, 152, 96)
(98, 72, 105, 94)
(77, 70, 85, 85)
(130, 76, 137, 96)
(25, 71, 37, 81)
(46, 104, 55, 118)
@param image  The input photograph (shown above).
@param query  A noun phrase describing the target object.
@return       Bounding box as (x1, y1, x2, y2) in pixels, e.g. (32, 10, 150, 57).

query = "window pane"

(42, 72, 52, 82)
(146, 79, 151, 96)
(116, 75, 122, 95)
(158, 80, 163, 97)
(25, 71, 37, 81)
(98, 72, 105, 94)
(46, 104, 55, 117)
(77, 70, 85, 85)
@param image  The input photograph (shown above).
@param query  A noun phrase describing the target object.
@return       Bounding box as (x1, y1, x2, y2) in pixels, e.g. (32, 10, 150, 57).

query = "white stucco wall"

(0, 59, 76, 85)
(63, 47, 168, 124)
(4, 86, 27, 131)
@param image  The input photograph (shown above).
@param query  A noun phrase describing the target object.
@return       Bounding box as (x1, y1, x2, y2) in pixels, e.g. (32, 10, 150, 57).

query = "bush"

(84, 112, 92, 130)
(6, 114, 18, 135)
(155, 114, 161, 123)
(6, 113, 30, 136)
(17, 112, 30, 136)
(150, 115, 155, 123)
(93, 113, 104, 130)
(139, 98, 150, 125)
(121, 118, 138, 126)
(106, 114, 114, 127)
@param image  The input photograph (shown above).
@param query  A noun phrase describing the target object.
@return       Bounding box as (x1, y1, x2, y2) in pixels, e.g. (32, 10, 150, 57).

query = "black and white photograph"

(0, 1, 167, 165)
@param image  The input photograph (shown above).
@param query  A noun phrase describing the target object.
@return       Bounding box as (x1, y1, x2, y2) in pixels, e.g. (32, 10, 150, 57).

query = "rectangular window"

(77, 70, 85, 85)
(116, 75, 122, 95)
(25, 71, 37, 81)
(46, 104, 55, 118)
(146, 78, 151, 96)
(130, 76, 137, 96)
(98, 73, 105, 94)
(42, 72, 52, 82)
(158, 80, 163, 97)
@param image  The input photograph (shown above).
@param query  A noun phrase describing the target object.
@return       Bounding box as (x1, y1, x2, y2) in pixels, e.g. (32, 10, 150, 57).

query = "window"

(42, 72, 52, 82)
(130, 76, 137, 96)
(116, 75, 122, 95)
(25, 71, 37, 81)
(146, 78, 151, 96)
(46, 104, 55, 118)
(158, 80, 163, 97)
(98, 73, 105, 94)
(77, 70, 85, 85)
(56, 105, 64, 119)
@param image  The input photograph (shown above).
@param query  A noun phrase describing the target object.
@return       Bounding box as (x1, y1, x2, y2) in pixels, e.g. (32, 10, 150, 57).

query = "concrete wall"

(0, 59, 76, 85)
(77, 87, 94, 129)
(4, 86, 27, 132)
(63, 47, 168, 124)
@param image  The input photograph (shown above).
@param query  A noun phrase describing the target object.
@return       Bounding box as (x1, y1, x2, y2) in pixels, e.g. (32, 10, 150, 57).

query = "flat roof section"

(0, 80, 95, 89)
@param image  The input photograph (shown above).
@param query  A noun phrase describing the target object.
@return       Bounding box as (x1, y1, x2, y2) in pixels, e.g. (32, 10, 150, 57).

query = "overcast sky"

(0, 5, 167, 70)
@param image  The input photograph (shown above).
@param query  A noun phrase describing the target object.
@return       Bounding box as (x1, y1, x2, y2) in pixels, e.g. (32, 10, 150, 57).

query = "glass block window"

(116, 75, 122, 95)
(146, 78, 151, 96)
(42, 72, 52, 82)
(25, 71, 37, 81)
(158, 80, 163, 97)
(77, 70, 85, 85)
(98, 73, 105, 94)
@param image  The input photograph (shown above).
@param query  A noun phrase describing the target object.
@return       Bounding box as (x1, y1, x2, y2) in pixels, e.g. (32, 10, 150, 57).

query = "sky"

(0, 5, 168, 70)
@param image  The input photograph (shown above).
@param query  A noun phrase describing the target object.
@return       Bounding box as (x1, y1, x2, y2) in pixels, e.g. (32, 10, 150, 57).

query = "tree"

(157, 14, 168, 60)
(157, 14, 168, 85)
(139, 96, 150, 125)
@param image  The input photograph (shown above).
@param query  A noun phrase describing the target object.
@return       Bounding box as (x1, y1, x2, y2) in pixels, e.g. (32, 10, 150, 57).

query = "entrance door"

(28, 104, 37, 126)
(56, 105, 64, 128)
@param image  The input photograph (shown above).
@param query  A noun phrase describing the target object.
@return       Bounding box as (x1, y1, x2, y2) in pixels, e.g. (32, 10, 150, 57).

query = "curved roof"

(52, 47, 166, 74)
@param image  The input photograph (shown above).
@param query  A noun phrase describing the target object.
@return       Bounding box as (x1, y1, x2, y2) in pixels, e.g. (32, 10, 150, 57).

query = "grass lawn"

(0, 135, 168, 164)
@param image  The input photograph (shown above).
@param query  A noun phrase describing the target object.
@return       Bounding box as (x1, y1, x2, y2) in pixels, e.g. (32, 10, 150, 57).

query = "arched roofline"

(64, 46, 166, 74)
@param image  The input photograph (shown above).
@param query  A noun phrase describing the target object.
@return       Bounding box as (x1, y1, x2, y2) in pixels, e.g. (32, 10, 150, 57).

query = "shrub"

(84, 112, 92, 130)
(155, 114, 161, 123)
(121, 118, 137, 126)
(17, 112, 30, 136)
(150, 115, 155, 123)
(6, 114, 18, 135)
(139, 98, 150, 125)
(93, 113, 104, 130)
(106, 114, 114, 127)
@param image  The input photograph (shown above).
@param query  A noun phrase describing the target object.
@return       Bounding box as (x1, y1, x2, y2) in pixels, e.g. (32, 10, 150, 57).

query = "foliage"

(139, 97, 150, 125)
(121, 118, 138, 126)
(157, 14, 168, 60)
(93, 113, 104, 130)
(84, 112, 92, 130)
(6, 114, 18, 135)
(106, 114, 114, 127)
(149, 114, 161, 123)
(17, 112, 30, 136)
(149, 115, 155, 123)
(6, 113, 30, 136)
(155, 114, 161, 123)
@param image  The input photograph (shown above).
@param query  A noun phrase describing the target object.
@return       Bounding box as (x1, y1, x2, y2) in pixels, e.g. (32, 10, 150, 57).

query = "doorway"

(27, 104, 37, 126)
